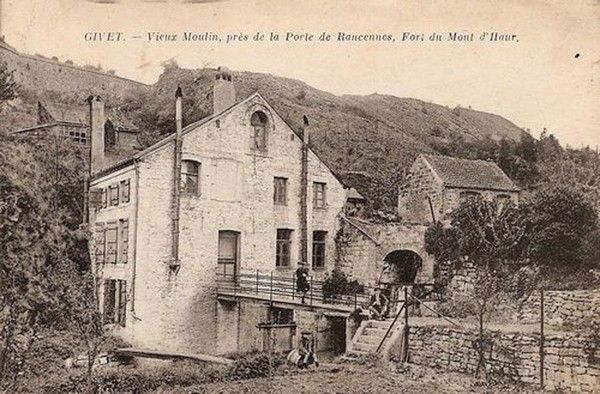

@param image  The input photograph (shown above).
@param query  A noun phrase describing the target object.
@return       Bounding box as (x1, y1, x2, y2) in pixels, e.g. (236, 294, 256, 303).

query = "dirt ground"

(160, 363, 538, 394)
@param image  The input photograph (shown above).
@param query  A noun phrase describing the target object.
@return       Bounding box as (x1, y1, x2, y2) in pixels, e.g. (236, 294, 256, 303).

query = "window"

(276, 229, 293, 268)
(251, 111, 268, 150)
(118, 219, 129, 264)
(313, 182, 327, 208)
(312, 231, 327, 268)
(181, 160, 200, 195)
(105, 221, 118, 264)
(120, 179, 130, 203)
(270, 307, 294, 324)
(459, 191, 481, 204)
(273, 177, 288, 205)
(218, 231, 238, 277)
(103, 279, 126, 327)
(109, 183, 119, 206)
(65, 129, 87, 144)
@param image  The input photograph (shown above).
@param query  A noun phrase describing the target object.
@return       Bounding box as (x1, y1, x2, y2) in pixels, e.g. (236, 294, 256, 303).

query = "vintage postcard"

(0, 0, 598, 392)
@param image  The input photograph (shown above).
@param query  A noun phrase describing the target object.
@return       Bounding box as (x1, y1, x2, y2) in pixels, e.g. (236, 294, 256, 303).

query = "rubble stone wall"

(407, 325, 599, 392)
(518, 290, 600, 328)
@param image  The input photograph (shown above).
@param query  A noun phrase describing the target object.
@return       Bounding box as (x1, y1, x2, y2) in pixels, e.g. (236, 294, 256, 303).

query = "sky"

(2, 0, 599, 147)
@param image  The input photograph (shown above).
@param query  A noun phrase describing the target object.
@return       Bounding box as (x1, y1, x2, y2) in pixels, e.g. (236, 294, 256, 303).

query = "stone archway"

(380, 249, 423, 284)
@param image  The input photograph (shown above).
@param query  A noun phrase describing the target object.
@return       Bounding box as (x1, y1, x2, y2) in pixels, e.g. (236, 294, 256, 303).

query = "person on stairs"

(368, 287, 389, 320)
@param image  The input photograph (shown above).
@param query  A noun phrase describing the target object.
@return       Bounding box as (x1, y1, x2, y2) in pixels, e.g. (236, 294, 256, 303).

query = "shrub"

(322, 269, 364, 300)
(227, 351, 283, 380)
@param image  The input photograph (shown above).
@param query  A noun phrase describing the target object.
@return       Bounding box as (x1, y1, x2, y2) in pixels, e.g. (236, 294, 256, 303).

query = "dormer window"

(250, 111, 268, 150)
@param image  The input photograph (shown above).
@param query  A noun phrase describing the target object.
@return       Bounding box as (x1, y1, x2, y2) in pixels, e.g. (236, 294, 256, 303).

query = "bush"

(227, 352, 284, 380)
(47, 360, 226, 393)
(322, 269, 364, 300)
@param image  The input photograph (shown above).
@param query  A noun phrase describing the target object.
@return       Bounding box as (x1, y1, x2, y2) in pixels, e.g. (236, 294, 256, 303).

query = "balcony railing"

(216, 268, 444, 312)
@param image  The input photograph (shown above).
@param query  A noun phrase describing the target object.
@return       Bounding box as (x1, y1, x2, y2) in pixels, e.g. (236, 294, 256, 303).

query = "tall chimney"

(299, 115, 310, 264)
(175, 86, 183, 135)
(170, 86, 183, 274)
(213, 66, 235, 115)
(89, 95, 105, 174)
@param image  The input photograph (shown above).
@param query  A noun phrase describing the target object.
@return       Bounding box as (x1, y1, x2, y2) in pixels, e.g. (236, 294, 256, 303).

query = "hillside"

(126, 66, 527, 204)
(1, 46, 529, 204)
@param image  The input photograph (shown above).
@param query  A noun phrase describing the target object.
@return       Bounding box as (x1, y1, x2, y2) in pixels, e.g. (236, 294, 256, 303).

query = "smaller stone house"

(10, 100, 139, 149)
(398, 154, 520, 223)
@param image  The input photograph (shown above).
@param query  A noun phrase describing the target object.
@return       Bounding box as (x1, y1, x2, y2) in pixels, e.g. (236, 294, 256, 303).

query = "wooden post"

(354, 292, 358, 310)
(310, 275, 314, 306)
(404, 286, 409, 362)
(270, 272, 273, 302)
(292, 273, 295, 301)
(540, 288, 545, 389)
(256, 269, 259, 295)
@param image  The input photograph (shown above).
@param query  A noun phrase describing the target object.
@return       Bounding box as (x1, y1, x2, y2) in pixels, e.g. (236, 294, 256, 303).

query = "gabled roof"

(420, 154, 519, 192)
(91, 92, 348, 189)
(38, 101, 138, 132)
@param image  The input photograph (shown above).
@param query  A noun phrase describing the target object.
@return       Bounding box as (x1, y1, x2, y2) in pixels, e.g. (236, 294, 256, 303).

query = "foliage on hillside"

(115, 64, 526, 206)
(0, 135, 105, 391)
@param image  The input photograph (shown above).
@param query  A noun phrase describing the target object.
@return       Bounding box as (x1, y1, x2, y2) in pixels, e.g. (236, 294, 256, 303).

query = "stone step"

(345, 349, 370, 357)
(366, 320, 395, 329)
(363, 327, 388, 337)
(351, 341, 377, 353)
(356, 335, 380, 345)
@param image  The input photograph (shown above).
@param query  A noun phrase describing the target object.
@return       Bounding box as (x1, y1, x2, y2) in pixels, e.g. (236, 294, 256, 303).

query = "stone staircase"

(346, 318, 404, 356)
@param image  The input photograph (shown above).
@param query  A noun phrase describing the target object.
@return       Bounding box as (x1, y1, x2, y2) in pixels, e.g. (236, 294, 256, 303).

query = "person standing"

(296, 261, 310, 304)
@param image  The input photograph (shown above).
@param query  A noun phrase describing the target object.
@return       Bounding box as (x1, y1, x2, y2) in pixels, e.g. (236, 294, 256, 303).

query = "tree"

(0, 62, 18, 104)
(523, 185, 598, 272)
(0, 136, 98, 390)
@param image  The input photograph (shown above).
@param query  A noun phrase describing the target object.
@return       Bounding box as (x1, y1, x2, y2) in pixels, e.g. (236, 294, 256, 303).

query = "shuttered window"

(105, 221, 118, 264)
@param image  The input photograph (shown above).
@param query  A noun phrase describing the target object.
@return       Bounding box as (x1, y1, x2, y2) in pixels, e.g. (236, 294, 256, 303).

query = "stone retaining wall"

(518, 290, 600, 328)
(406, 325, 599, 392)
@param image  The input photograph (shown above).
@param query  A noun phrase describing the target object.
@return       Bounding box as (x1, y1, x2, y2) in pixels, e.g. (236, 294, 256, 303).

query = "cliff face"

(0, 40, 150, 134)
(0, 41, 149, 97)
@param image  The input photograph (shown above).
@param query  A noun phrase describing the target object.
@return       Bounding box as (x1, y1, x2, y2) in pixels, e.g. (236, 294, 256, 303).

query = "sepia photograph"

(0, 0, 599, 392)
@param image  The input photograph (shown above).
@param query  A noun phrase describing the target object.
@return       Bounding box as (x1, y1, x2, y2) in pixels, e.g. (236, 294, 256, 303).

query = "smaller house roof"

(421, 154, 519, 192)
(346, 187, 366, 201)
(38, 101, 138, 132)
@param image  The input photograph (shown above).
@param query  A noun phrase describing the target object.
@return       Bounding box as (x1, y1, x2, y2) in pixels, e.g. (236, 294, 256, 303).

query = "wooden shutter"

(121, 179, 130, 203)
(109, 184, 119, 206)
(103, 280, 116, 323)
(101, 188, 107, 209)
(117, 280, 127, 327)
(120, 219, 129, 264)
(94, 223, 106, 265)
(105, 221, 118, 264)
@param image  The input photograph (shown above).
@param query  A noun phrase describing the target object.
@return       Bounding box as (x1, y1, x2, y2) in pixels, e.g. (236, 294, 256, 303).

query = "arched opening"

(381, 250, 423, 284)
(250, 111, 268, 150)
